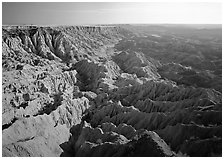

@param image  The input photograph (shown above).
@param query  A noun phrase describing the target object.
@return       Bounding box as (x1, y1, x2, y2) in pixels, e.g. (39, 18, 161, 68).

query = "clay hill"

(2, 24, 222, 157)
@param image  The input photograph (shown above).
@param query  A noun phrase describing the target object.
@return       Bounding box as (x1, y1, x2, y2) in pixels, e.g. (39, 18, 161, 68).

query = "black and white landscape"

(2, 2, 222, 157)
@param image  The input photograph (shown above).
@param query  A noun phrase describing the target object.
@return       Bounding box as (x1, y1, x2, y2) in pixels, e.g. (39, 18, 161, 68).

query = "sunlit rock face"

(2, 24, 221, 157)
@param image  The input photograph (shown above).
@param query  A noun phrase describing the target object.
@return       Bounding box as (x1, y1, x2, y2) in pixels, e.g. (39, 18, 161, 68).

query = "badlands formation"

(2, 25, 222, 157)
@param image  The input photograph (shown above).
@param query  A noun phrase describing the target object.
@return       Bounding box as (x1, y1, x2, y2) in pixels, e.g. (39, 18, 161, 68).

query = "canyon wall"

(2, 25, 222, 157)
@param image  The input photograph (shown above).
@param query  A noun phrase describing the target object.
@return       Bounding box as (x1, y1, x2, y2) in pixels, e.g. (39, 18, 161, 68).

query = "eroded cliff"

(2, 25, 222, 157)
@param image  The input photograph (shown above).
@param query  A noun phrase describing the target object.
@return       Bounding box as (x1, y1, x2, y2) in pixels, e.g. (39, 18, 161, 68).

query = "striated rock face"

(112, 51, 161, 79)
(73, 59, 121, 92)
(2, 24, 222, 157)
(3, 26, 121, 64)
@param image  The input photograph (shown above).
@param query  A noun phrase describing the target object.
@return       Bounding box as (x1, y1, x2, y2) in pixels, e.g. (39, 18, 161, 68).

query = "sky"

(2, 2, 222, 25)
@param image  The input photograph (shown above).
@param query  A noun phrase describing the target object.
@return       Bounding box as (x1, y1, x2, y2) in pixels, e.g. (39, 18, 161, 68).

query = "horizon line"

(2, 23, 222, 26)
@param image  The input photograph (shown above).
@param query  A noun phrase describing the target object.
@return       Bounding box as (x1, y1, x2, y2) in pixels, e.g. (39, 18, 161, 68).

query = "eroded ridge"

(2, 25, 222, 157)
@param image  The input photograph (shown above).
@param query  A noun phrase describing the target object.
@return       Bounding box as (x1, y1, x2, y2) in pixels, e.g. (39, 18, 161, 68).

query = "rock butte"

(2, 25, 222, 157)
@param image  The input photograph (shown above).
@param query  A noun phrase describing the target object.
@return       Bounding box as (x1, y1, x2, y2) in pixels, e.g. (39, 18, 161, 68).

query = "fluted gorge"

(2, 24, 222, 157)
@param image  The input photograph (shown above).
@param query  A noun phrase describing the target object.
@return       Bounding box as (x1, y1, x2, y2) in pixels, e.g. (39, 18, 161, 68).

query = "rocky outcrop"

(60, 121, 175, 157)
(2, 61, 78, 125)
(2, 96, 90, 157)
(2, 59, 91, 156)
